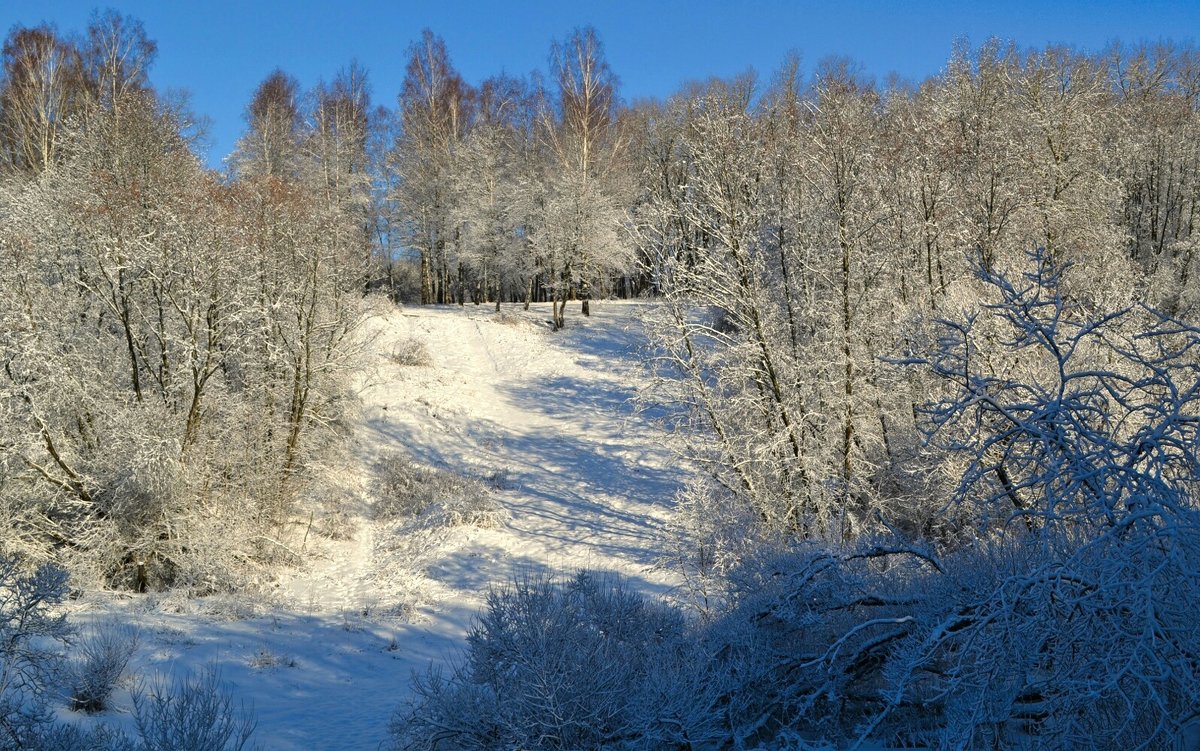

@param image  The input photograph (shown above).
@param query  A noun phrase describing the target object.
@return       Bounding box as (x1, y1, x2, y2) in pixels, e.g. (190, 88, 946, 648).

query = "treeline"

(385, 28, 632, 329)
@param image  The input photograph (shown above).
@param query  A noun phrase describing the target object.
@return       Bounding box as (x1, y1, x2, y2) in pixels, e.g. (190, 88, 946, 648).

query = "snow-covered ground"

(66, 301, 686, 750)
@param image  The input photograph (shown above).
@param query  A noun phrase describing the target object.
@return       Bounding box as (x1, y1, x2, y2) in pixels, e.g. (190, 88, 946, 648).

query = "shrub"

(392, 571, 713, 751)
(131, 667, 259, 751)
(375, 454, 504, 528)
(389, 338, 432, 367)
(0, 555, 72, 749)
(68, 621, 140, 713)
(490, 311, 532, 328)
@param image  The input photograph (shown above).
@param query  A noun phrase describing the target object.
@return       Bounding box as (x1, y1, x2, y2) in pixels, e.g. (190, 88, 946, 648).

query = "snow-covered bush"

(67, 621, 140, 713)
(389, 338, 433, 367)
(392, 571, 726, 751)
(131, 667, 259, 751)
(711, 517, 1200, 749)
(375, 454, 504, 528)
(490, 310, 533, 328)
(0, 555, 73, 749)
(4, 724, 132, 751)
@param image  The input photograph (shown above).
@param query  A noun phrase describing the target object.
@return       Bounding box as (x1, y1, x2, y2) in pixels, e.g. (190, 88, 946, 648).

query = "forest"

(2, 8, 1200, 750)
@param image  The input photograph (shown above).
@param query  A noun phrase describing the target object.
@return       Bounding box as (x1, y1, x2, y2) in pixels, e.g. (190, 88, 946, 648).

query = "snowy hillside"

(6, 13, 1200, 746)
(64, 301, 685, 750)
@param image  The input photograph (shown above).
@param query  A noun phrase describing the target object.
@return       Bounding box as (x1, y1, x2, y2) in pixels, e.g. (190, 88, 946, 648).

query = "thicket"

(0, 12, 365, 591)
(0, 554, 260, 750)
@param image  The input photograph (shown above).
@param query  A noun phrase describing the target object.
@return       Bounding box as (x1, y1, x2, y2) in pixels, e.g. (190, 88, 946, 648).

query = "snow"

(64, 301, 686, 750)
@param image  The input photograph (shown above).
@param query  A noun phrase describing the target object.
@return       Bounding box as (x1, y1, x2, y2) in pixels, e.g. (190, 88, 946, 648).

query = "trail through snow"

(359, 302, 683, 605)
(71, 301, 686, 751)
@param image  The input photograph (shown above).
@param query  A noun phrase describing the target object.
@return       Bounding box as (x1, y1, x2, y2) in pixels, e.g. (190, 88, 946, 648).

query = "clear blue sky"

(3, 1, 1197, 168)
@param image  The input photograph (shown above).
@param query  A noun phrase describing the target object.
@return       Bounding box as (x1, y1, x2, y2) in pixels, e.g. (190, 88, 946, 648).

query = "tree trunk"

(840, 229, 855, 538)
(420, 250, 433, 305)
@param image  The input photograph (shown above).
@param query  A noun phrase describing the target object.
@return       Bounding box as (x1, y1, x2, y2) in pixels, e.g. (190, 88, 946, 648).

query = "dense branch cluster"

(634, 42, 1200, 546)
(0, 13, 365, 590)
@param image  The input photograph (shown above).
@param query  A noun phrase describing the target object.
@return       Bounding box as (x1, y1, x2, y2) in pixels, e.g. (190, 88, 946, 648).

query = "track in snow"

(357, 301, 685, 609)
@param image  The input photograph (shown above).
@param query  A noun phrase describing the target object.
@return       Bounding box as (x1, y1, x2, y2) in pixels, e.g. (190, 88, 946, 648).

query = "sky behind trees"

(3, 0, 1197, 168)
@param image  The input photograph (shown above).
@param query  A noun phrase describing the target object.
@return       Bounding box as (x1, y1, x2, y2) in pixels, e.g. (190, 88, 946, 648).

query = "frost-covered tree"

(1110, 42, 1200, 316)
(80, 9, 156, 118)
(538, 26, 633, 328)
(231, 69, 302, 180)
(393, 30, 473, 305)
(636, 64, 927, 549)
(453, 75, 533, 310)
(0, 18, 364, 590)
(307, 62, 373, 291)
(0, 24, 89, 174)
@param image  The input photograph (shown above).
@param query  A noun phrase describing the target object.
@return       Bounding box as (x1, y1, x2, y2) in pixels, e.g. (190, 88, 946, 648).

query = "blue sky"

(3, 1, 1198, 168)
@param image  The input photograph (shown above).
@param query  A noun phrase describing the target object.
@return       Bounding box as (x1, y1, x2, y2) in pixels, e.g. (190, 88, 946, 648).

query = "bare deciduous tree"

(539, 26, 633, 328)
(0, 24, 89, 174)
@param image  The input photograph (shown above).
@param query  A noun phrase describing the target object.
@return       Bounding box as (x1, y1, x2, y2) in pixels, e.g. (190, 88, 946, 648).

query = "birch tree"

(0, 24, 89, 174)
(539, 26, 632, 328)
(394, 30, 472, 304)
(455, 75, 533, 309)
(232, 68, 302, 179)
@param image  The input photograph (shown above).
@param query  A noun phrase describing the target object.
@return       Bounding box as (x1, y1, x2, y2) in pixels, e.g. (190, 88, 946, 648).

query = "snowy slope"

(66, 301, 686, 751)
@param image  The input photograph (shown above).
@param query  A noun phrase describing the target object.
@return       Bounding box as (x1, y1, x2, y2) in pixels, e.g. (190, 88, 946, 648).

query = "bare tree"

(308, 62, 374, 291)
(233, 69, 302, 179)
(81, 8, 156, 114)
(0, 24, 89, 174)
(394, 30, 473, 305)
(454, 75, 534, 310)
(539, 26, 633, 328)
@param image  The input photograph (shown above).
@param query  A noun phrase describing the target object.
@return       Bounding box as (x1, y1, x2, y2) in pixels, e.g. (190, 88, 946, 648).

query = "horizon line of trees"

(7, 14, 1199, 326)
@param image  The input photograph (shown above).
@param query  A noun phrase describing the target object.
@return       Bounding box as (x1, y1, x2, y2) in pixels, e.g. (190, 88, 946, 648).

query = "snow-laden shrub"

(5, 724, 133, 751)
(389, 337, 433, 367)
(396, 540, 1200, 748)
(392, 571, 731, 751)
(711, 521, 1200, 750)
(490, 310, 533, 329)
(0, 555, 73, 749)
(375, 454, 505, 528)
(131, 667, 259, 751)
(68, 621, 140, 713)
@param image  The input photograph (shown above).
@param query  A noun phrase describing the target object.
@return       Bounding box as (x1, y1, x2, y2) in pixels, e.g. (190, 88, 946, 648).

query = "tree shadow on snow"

(363, 375, 686, 578)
